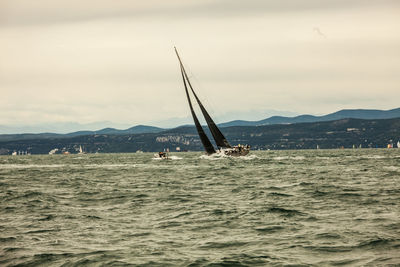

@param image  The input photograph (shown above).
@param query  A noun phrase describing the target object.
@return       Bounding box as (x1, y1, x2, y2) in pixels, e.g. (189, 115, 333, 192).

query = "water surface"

(1, 150, 400, 266)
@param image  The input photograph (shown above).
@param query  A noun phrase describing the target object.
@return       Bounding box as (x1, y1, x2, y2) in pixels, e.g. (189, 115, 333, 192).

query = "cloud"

(1, 0, 399, 26)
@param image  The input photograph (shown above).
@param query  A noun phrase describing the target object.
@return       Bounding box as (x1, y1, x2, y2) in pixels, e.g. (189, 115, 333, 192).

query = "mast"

(174, 47, 231, 149)
(178, 59, 216, 154)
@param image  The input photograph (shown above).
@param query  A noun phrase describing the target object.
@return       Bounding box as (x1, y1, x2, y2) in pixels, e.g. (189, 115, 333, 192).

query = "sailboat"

(154, 148, 170, 160)
(78, 145, 85, 154)
(175, 47, 250, 157)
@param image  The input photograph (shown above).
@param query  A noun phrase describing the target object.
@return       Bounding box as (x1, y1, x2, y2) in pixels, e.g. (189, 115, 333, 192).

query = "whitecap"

(0, 164, 66, 169)
(273, 156, 305, 161)
(152, 156, 182, 160)
(384, 166, 399, 171)
(273, 156, 289, 161)
(237, 154, 259, 160)
(168, 156, 183, 160)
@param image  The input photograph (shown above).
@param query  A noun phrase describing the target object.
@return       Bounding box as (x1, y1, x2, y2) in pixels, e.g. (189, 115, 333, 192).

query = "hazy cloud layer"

(1, 0, 399, 25)
(1, 1, 399, 129)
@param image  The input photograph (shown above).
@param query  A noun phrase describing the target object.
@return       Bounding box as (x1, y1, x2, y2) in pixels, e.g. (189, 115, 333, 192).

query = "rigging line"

(173, 48, 219, 119)
(175, 49, 219, 122)
(174, 48, 201, 110)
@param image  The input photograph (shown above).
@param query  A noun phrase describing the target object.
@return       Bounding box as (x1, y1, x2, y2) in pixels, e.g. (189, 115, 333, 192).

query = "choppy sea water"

(1, 150, 400, 266)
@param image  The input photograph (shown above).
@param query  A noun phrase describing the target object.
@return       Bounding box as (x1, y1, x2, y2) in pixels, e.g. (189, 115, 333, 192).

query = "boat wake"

(199, 153, 227, 160)
(199, 153, 258, 160)
(152, 156, 182, 160)
(239, 154, 258, 160)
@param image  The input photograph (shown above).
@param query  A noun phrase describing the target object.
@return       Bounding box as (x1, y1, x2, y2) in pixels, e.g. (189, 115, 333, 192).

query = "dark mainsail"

(175, 47, 231, 149)
(181, 68, 231, 148)
(179, 64, 216, 154)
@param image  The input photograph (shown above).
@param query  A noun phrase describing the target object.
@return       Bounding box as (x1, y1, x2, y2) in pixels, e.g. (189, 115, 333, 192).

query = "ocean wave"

(384, 166, 400, 171)
(200, 241, 249, 249)
(205, 260, 248, 266)
(265, 186, 284, 191)
(24, 229, 57, 234)
(268, 192, 293, 197)
(254, 225, 285, 233)
(267, 207, 305, 217)
(315, 232, 342, 239)
(0, 164, 66, 169)
(273, 156, 306, 161)
(305, 245, 353, 253)
(38, 214, 55, 221)
(11, 251, 110, 266)
(316, 258, 362, 266)
(312, 190, 329, 197)
(0, 236, 16, 242)
(337, 192, 363, 198)
(360, 155, 387, 159)
(358, 237, 400, 249)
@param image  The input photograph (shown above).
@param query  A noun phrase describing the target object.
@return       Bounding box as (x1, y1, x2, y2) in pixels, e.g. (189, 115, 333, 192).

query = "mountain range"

(218, 108, 400, 127)
(0, 108, 399, 142)
(0, 125, 164, 142)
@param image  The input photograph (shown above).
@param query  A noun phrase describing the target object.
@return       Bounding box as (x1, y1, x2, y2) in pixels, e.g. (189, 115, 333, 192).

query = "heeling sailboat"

(175, 47, 250, 156)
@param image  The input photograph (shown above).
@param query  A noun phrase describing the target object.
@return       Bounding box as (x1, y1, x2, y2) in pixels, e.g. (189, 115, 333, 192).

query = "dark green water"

(1, 150, 400, 266)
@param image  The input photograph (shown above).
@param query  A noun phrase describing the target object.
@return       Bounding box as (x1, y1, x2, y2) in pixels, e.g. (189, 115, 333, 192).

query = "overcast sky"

(1, 0, 399, 130)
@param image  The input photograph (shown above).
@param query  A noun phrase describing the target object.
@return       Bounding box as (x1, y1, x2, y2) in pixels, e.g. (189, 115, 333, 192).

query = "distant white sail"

(49, 148, 58, 155)
(78, 145, 85, 154)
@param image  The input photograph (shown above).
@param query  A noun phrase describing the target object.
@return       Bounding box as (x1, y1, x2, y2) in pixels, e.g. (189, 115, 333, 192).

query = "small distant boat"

(174, 47, 250, 157)
(154, 148, 170, 160)
(49, 148, 59, 155)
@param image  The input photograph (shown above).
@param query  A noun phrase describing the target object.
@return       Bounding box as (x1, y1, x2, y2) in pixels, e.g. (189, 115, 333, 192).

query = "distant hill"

(0, 125, 165, 142)
(120, 125, 165, 134)
(218, 108, 400, 127)
(66, 125, 164, 136)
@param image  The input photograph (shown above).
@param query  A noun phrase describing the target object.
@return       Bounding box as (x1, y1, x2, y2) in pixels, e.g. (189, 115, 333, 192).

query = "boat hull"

(154, 152, 170, 159)
(221, 147, 250, 157)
